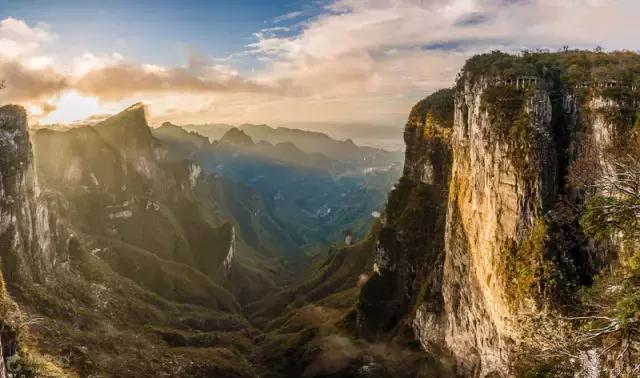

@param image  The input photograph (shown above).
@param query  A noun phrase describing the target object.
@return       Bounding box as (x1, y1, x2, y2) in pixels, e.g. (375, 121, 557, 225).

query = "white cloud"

(2, 1, 640, 126)
(0, 17, 53, 42)
(0, 17, 55, 59)
(0, 17, 64, 116)
(274, 11, 304, 23)
(72, 52, 124, 76)
(238, 0, 640, 124)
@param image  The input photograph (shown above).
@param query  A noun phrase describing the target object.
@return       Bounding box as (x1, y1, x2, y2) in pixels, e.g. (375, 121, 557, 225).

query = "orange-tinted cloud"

(0, 59, 68, 103)
(72, 63, 285, 101)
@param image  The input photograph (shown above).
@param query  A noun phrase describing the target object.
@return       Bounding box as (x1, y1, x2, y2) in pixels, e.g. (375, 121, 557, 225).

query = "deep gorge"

(1, 50, 640, 377)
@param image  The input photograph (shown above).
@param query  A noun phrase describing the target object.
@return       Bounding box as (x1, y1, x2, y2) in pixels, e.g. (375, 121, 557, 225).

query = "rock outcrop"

(436, 72, 556, 376)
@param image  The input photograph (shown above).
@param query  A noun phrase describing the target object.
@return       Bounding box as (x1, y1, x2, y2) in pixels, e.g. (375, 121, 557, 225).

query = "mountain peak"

(153, 121, 210, 150)
(125, 102, 146, 113)
(92, 103, 153, 149)
(220, 127, 254, 146)
(158, 121, 185, 133)
(96, 103, 148, 129)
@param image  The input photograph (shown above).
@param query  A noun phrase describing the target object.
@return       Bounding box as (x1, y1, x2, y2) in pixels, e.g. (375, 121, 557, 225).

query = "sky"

(0, 0, 639, 133)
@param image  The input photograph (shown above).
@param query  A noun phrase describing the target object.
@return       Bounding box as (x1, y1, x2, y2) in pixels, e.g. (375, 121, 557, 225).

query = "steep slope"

(0, 105, 57, 285)
(152, 123, 289, 304)
(357, 88, 453, 341)
(32, 104, 236, 282)
(358, 50, 640, 376)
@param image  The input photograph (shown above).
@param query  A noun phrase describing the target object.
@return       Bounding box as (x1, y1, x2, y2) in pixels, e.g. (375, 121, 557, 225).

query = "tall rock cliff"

(0, 105, 40, 377)
(0, 105, 70, 377)
(358, 51, 640, 376)
(0, 105, 59, 284)
(436, 70, 557, 376)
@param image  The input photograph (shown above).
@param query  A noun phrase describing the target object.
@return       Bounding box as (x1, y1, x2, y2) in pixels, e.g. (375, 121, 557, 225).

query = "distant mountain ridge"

(155, 123, 347, 176)
(219, 127, 254, 146)
(179, 122, 404, 168)
(153, 121, 402, 259)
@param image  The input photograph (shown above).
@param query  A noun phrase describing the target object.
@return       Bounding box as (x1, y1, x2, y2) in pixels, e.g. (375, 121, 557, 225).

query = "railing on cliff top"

(574, 80, 638, 91)
(495, 76, 638, 91)
(499, 76, 542, 89)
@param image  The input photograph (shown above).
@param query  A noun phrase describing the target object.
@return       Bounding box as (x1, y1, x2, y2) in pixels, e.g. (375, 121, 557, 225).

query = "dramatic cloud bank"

(73, 61, 283, 100)
(0, 0, 638, 126)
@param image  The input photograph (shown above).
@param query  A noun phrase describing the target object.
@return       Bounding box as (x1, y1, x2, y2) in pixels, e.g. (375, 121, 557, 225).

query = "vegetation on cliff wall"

(479, 84, 534, 168)
(599, 86, 640, 140)
(503, 219, 547, 307)
(461, 51, 640, 310)
(503, 208, 591, 310)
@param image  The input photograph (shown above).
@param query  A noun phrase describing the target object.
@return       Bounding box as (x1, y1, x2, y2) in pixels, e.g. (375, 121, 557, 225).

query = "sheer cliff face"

(0, 105, 70, 377)
(0, 106, 36, 375)
(437, 77, 557, 375)
(359, 52, 638, 376)
(358, 79, 552, 374)
(0, 105, 58, 283)
(357, 89, 454, 339)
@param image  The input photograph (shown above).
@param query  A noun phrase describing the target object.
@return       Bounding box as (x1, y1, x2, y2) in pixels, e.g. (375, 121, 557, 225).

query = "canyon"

(1, 50, 640, 377)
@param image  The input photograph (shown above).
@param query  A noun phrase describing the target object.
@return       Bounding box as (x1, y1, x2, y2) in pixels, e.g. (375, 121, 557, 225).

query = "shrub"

(408, 88, 455, 129)
(505, 220, 547, 306)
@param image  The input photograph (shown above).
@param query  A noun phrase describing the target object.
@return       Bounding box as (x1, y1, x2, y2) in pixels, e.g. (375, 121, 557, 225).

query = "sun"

(40, 91, 107, 124)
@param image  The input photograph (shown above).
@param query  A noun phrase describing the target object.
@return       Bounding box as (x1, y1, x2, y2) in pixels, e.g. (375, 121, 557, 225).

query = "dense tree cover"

(576, 153, 640, 374)
(408, 88, 455, 129)
(458, 49, 640, 90)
